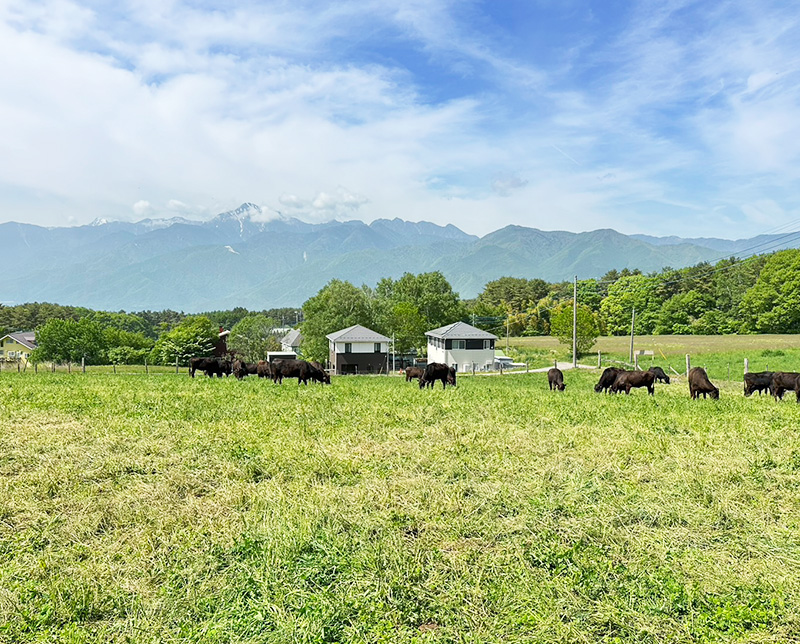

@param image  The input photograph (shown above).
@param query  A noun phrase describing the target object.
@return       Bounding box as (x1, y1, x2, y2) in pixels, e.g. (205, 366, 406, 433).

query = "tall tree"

(228, 315, 281, 362)
(600, 274, 661, 335)
(149, 316, 218, 366)
(740, 250, 800, 333)
(478, 277, 549, 313)
(376, 272, 464, 331)
(301, 280, 373, 362)
(550, 303, 599, 357)
(31, 318, 108, 364)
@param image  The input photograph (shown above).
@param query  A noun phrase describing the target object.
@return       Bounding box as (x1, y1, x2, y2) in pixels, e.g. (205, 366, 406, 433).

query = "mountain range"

(1, 203, 796, 312)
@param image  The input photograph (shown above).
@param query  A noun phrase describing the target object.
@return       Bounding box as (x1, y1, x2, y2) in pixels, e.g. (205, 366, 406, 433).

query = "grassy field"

(508, 334, 800, 378)
(2, 365, 800, 642)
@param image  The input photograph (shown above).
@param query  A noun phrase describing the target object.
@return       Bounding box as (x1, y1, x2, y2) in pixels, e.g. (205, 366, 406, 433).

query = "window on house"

(453, 340, 466, 350)
(483, 340, 492, 349)
(374, 343, 381, 353)
(344, 343, 352, 353)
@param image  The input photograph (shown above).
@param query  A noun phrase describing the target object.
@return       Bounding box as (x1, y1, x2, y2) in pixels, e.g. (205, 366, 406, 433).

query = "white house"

(326, 325, 390, 374)
(425, 321, 497, 372)
(281, 329, 302, 354)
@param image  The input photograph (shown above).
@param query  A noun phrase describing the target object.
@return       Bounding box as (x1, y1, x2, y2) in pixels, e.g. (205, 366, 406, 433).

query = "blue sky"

(1, 0, 799, 237)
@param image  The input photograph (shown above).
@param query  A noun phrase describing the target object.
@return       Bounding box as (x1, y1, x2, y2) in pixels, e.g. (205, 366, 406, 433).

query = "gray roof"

(326, 324, 390, 343)
(281, 329, 302, 345)
(2, 331, 37, 350)
(425, 321, 498, 340)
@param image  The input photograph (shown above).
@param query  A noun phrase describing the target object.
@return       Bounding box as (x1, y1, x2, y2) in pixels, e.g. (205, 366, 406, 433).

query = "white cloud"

(1, 0, 800, 241)
(132, 200, 153, 216)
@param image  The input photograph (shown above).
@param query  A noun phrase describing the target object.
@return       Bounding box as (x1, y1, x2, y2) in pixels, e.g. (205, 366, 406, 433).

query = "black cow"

(310, 361, 331, 384)
(770, 372, 800, 401)
(271, 359, 327, 385)
(405, 366, 425, 382)
(547, 367, 565, 391)
(688, 367, 719, 399)
(232, 359, 258, 380)
(256, 360, 271, 379)
(189, 356, 231, 378)
(595, 367, 623, 393)
(419, 363, 456, 389)
(744, 371, 773, 397)
(648, 366, 670, 384)
(611, 370, 656, 395)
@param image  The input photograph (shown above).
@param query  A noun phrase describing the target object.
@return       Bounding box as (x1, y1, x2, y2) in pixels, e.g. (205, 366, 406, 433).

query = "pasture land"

(2, 369, 800, 642)
(509, 334, 800, 376)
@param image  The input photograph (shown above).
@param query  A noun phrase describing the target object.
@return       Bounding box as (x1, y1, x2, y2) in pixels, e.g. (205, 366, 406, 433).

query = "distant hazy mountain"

(1, 204, 793, 311)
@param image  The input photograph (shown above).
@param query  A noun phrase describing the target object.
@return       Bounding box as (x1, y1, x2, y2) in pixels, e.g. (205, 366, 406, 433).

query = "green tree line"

(3, 250, 798, 365)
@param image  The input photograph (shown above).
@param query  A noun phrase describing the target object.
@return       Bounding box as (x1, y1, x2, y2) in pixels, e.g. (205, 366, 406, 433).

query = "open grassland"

(2, 369, 800, 643)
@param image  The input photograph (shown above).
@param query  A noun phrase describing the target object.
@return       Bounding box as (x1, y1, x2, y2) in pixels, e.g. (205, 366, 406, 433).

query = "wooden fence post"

(634, 353, 639, 370)
(744, 358, 749, 374)
(175, 357, 179, 374)
(685, 354, 690, 376)
(145, 359, 148, 375)
(598, 351, 601, 368)
(82, 357, 85, 373)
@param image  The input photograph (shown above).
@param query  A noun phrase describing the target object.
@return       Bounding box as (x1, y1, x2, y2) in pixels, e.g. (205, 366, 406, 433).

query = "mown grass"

(2, 369, 800, 642)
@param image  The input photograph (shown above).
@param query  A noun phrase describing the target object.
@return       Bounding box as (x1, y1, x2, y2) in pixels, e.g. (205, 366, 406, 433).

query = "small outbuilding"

(425, 321, 497, 372)
(327, 325, 390, 375)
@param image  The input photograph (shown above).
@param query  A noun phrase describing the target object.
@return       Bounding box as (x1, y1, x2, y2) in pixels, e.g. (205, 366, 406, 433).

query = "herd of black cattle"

(188, 356, 800, 401)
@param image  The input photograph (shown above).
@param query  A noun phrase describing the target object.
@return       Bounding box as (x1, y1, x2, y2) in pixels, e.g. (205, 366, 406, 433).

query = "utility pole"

(629, 307, 636, 364)
(506, 315, 509, 351)
(572, 275, 578, 368)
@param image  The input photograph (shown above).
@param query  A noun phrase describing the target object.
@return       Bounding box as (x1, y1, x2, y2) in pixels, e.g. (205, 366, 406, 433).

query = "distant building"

(425, 321, 497, 372)
(327, 325, 391, 375)
(0, 331, 37, 366)
(281, 329, 303, 354)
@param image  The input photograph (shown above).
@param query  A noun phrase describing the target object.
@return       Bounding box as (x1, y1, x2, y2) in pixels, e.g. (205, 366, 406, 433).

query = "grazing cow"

(744, 371, 773, 397)
(547, 367, 566, 391)
(419, 362, 456, 389)
(688, 367, 719, 399)
(310, 361, 331, 384)
(405, 366, 425, 382)
(648, 366, 670, 384)
(232, 359, 258, 380)
(256, 360, 271, 379)
(611, 370, 656, 395)
(595, 367, 623, 393)
(271, 359, 326, 385)
(189, 356, 231, 378)
(770, 372, 800, 401)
